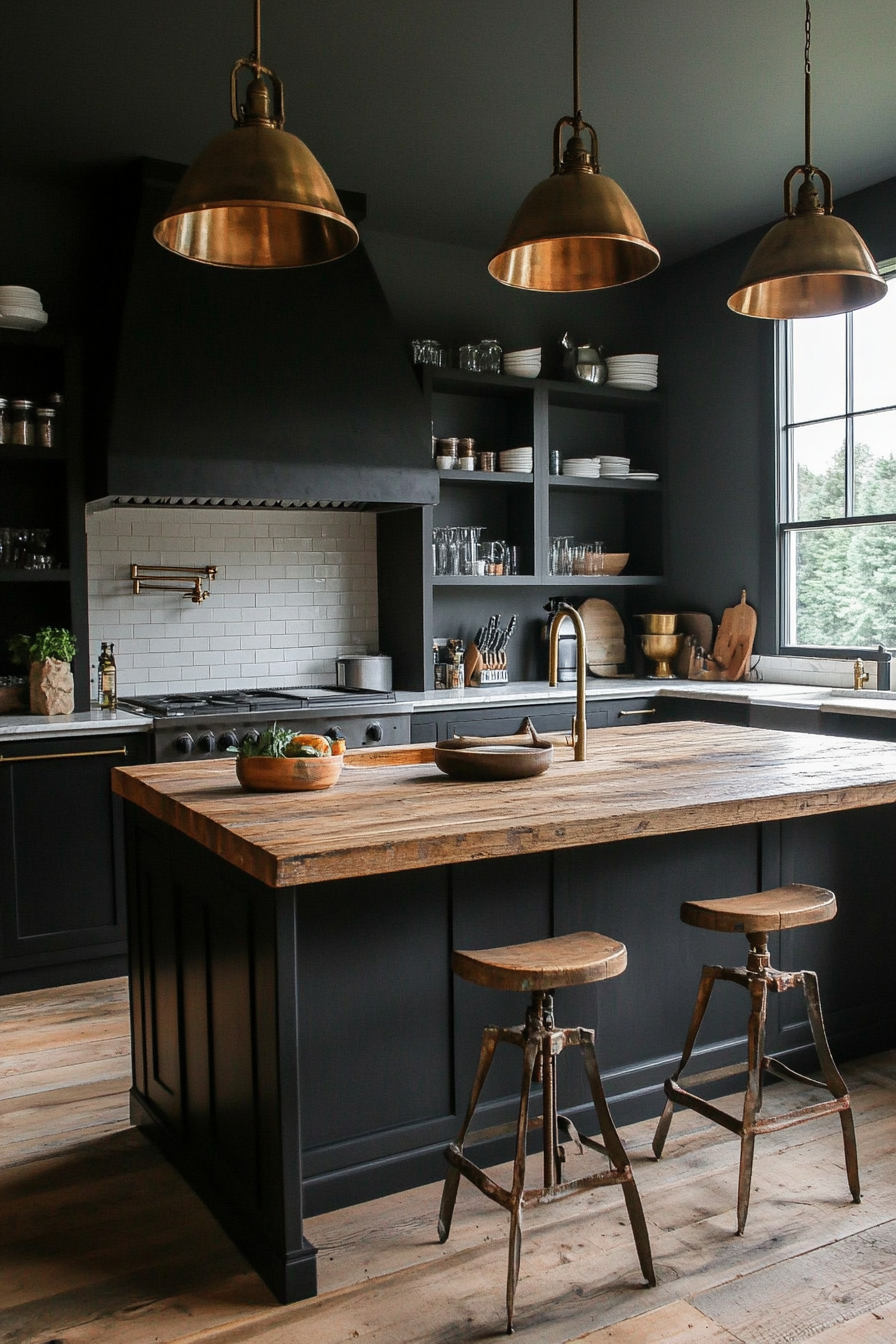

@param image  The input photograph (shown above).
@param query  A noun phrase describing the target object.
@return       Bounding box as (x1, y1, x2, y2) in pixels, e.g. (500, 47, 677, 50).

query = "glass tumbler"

(459, 344, 480, 372)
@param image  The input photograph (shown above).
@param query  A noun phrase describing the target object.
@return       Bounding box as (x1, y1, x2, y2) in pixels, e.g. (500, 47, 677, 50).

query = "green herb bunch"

(228, 725, 299, 759)
(8, 627, 77, 667)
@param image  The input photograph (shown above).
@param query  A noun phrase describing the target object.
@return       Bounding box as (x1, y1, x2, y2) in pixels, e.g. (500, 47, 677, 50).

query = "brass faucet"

(854, 658, 870, 691)
(548, 602, 588, 760)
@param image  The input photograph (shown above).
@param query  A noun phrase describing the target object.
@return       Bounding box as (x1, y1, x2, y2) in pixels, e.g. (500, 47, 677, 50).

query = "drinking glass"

(550, 535, 573, 576)
(478, 338, 502, 373)
(459, 344, 480, 372)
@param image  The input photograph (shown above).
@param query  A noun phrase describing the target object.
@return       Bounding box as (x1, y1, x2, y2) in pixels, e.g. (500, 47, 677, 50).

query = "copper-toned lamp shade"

(154, 5, 358, 269)
(489, 135, 659, 292)
(489, 0, 658, 294)
(728, 173, 885, 319)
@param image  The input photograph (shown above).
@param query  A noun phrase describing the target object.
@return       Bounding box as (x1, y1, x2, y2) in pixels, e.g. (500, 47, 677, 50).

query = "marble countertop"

(0, 708, 152, 742)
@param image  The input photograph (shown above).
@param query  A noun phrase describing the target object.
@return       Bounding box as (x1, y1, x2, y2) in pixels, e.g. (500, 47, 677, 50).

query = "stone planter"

(29, 658, 74, 715)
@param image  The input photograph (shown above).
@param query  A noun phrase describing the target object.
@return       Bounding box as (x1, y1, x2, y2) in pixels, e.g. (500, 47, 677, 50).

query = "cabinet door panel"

(0, 733, 145, 967)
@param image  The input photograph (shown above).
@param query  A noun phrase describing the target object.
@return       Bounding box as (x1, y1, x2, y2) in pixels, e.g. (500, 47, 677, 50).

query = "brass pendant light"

(488, 0, 659, 292)
(728, 2, 884, 319)
(154, 0, 358, 268)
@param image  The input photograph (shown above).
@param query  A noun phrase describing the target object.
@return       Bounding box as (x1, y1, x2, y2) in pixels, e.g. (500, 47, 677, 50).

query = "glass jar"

(35, 406, 56, 448)
(411, 338, 443, 366)
(0, 398, 8, 445)
(479, 338, 503, 373)
(10, 399, 34, 446)
(458, 344, 480, 372)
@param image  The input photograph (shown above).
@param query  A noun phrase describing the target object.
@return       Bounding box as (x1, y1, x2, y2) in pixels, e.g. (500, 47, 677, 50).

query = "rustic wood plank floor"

(1, 979, 894, 1344)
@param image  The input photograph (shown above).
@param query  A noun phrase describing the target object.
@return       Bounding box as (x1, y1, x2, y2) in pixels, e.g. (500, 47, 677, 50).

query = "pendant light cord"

(573, 0, 582, 127)
(251, 0, 262, 74)
(804, 0, 812, 169)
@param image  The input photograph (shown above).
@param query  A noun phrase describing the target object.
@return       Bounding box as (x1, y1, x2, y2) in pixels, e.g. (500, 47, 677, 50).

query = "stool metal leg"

(507, 1037, 538, 1334)
(803, 970, 861, 1204)
(581, 1034, 656, 1288)
(737, 978, 768, 1234)
(653, 965, 719, 1159)
(438, 1027, 500, 1243)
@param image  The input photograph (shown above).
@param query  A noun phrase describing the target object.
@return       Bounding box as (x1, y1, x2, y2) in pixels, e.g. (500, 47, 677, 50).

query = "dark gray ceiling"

(5, 0, 896, 263)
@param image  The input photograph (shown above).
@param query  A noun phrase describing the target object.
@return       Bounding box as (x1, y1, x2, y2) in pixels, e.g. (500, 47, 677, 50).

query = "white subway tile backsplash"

(87, 506, 378, 696)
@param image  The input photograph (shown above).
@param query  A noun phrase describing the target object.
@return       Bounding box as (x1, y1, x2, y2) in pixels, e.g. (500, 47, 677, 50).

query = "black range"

(118, 686, 410, 761)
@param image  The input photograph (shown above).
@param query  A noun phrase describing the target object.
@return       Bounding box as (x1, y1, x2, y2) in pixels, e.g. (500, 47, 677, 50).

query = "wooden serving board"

(578, 598, 626, 675)
(711, 590, 757, 681)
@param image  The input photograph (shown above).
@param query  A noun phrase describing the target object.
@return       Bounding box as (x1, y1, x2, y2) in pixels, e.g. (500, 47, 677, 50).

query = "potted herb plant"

(8, 627, 78, 715)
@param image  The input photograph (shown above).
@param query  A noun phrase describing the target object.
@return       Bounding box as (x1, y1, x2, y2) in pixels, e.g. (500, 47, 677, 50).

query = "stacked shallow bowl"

(605, 353, 657, 391)
(498, 446, 534, 472)
(597, 456, 631, 478)
(503, 347, 541, 378)
(0, 286, 48, 332)
(561, 457, 601, 477)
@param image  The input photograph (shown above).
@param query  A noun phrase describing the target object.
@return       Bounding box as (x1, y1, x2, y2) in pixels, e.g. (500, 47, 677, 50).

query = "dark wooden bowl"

(432, 742, 553, 782)
(236, 754, 344, 793)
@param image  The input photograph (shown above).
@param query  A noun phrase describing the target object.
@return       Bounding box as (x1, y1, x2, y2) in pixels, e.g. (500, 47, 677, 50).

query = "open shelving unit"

(0, 332, 90, 708)
(378, 366, 667, 689)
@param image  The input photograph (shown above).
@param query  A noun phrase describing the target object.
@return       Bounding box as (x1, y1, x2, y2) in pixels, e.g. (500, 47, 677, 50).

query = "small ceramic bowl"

(236, 754, 344, 793)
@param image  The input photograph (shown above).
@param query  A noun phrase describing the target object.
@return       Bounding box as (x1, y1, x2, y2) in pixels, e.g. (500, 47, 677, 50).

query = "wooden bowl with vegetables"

(231, 726, 346, 793)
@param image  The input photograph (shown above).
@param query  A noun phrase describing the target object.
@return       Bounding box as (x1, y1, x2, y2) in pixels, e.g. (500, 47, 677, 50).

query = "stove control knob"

(195, 732, 216, 754)
(174, 733, 194, 755)
(217, 731, 239, 752)
(241, 730, 260, 748)
(327, 726, 343, 742)
(366, 721, 384, 743)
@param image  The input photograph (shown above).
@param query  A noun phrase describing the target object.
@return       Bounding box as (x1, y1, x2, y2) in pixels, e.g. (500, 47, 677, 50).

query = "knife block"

(464, 641, 508, 687)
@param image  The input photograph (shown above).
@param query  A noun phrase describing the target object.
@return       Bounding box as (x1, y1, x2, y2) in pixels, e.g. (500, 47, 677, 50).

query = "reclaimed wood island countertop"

(111, 721, 896, 889)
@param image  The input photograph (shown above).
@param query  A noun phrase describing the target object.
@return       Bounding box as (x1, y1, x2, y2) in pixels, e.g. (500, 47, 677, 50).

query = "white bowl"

(0, 286, 42, 303)
(504, 347, 541, 358)
(0, 309, 48, 331)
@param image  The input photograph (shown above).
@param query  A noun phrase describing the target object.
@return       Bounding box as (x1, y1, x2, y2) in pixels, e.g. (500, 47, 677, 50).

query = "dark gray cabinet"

(0, 730, 148, 992)
(410, 696, 656, 743)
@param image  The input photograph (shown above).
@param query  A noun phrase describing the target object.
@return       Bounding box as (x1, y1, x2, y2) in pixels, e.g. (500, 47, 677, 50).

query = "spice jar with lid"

(10, 400, 34, 446)
(35, 407, 56, 449)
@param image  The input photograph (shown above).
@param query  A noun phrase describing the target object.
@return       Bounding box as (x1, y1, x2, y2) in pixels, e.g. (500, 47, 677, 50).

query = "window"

(779, 262, 896, 649)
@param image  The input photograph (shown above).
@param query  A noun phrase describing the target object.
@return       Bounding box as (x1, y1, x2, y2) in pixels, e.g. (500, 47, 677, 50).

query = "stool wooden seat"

(681, 883, 837, 934)
(452, 930, 627, 992)
(439, 930, 654, 1333)
(653, 883, 859, 1236)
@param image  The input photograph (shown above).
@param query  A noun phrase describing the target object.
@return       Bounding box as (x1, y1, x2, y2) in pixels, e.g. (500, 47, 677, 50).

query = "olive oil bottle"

(98, 642, 117, 710)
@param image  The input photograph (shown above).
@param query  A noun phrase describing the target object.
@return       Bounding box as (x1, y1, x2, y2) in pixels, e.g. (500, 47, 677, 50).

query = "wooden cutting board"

(578, 598, 627, 675)
(709, 590, 757, 681)
(675, 611, 714, 677)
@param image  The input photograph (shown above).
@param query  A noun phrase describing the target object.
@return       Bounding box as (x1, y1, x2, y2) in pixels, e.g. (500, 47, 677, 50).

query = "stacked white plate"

(562, 457, 601, 477)
(605, 353, 658, 390)
(627, 471, 660, 481)
(499, 446, 534, 472)
(503, 347, 541, 378)
(597, 455, 631, 477)
(0, 286, 48, 332)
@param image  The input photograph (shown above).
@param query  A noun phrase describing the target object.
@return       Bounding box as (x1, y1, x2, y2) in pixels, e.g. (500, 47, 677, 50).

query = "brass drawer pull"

(0, 746, 129, 764)
(617, 709, 656, 717)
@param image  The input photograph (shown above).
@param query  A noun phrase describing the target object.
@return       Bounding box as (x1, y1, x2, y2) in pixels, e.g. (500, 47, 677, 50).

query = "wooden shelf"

(549, 475, 661, 492)
(433, 574, 662, 588)
(0, 446, 67, 463)
(438, 470, 533, 484)
(0, 569, 71, 582)
(424, 365, 662, 409)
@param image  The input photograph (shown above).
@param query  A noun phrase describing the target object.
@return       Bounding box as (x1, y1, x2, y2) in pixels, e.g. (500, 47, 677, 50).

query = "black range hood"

(87, 160, 436, 511)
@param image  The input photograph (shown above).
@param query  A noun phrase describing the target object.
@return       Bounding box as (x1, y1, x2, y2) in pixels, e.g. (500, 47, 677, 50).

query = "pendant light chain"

(804, 1, 812, 170)
(573, 0, 582, 128)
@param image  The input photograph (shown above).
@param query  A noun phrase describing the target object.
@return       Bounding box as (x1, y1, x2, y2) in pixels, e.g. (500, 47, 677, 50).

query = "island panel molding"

(112, 722, 896, 888)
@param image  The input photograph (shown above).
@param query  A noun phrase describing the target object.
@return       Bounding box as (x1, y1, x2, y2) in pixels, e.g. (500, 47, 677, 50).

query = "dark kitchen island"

(112, 722, 896, 1303)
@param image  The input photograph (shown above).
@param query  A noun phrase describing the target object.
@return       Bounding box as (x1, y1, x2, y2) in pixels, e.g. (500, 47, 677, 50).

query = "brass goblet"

(641, 632, 684, 679)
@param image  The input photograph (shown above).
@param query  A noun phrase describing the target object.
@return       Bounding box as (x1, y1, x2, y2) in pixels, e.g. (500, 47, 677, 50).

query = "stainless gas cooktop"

(119, 686, 396, 718)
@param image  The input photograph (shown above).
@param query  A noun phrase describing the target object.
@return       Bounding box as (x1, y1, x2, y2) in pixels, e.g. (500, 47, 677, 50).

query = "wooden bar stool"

(652, 884, 860, 1234)
(438, 931, 655, 1333)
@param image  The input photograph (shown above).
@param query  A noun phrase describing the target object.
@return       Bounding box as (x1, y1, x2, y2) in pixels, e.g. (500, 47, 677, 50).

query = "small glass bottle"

(35, 407, 56, 448)
(98, 642, 117, 710)
(10, 399, 34, 446)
